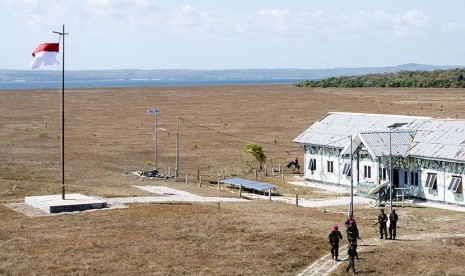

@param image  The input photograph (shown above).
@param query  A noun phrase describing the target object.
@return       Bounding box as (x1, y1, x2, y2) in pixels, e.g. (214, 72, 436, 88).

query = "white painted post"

(239, 184, 242, 197)
(281, 171, 284, 181)
(272, 169, 275, 179)
(278, 163, 281, 173)
(185, 174, 188, 185)
(199, 175, 202, 187)
(168, 167, 171, 178)
(269, 189, 272, 201)
(222, 169, 225, 180)
(264, 165, 267, 176)
(218, 179, 221, 191)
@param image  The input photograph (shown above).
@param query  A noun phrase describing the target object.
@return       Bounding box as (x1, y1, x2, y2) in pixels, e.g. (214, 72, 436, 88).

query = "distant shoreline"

(2, 63, 461, 90)
(0, 78, 300, 90)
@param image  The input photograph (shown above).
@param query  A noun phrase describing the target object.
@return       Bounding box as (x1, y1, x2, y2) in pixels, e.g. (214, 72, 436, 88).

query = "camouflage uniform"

(328, 227, 343, 260)
(378, 209, 388, 239)
(389, 209, 399, 240)
(345, 244, 357, 273)
(346, 222, 359, 260)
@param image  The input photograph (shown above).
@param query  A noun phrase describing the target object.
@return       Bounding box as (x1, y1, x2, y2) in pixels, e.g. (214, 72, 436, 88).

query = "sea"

(0, 78, 303, 90)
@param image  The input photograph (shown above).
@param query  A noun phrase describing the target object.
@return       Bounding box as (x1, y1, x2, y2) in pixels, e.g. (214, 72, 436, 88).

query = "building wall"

(304, 145, 350, 186)
(420, 160, 465, 205)
(303, 145, 465, 206)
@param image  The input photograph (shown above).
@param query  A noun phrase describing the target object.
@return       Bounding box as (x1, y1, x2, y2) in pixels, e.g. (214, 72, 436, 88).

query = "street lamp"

(349, 134, 354, 216)
(147, 108, 161, 170)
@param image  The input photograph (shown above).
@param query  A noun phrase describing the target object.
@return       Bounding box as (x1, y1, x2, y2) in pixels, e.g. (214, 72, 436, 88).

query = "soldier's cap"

(349, 220, 355, 225)
(392, 208, 396, 213)
(334, 225, 338, 231)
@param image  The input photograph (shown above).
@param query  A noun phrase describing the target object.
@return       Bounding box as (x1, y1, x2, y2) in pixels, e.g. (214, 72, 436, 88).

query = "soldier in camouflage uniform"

(328, 225, 343, 260)
(378, 209, 388, 239)
(389, 208, 398, 240)
(344, 213, 357, 229)
(346, 220, 359, 260)
(345, 243, 357, 274)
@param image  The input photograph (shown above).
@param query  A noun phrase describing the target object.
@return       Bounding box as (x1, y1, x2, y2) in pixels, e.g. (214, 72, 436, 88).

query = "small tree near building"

(244, 143, 266, 170)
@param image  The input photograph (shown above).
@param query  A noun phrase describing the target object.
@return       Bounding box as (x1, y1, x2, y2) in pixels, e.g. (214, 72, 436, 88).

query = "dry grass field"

(1, 85, 465, 275)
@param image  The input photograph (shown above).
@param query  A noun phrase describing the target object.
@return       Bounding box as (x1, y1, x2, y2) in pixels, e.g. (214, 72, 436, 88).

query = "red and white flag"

(30, 43, 59, 69)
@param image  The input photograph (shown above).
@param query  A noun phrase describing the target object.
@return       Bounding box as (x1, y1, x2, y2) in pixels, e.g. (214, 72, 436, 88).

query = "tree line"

(294, 68, 465, 88)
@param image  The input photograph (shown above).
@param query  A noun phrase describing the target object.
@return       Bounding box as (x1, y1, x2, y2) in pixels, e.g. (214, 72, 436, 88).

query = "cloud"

(256, 9, 291, 32)
(403, 10, 428, 27)
(3, 1, 432, 42)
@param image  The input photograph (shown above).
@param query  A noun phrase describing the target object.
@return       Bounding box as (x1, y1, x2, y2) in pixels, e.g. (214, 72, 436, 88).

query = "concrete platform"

(25, 194, 107, 214)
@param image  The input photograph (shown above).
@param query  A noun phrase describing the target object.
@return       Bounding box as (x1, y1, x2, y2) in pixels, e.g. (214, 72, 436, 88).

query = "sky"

(2, 0, 465, 70)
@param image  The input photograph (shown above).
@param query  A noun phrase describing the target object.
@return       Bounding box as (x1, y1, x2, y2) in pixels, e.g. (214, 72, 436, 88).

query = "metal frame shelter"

(221, 178, 277, 199)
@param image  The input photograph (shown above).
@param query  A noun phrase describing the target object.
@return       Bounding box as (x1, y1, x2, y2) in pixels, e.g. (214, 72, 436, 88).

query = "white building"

(293, 112, 465, 206)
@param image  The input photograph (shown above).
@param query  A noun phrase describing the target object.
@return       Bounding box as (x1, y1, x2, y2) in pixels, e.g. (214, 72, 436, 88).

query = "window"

(410, 172, 419, 186)
(343, 163, 351, 176)
(308, 158, 316, 171)
(448, 176, 462, 193)
(380, 168, 387, 180)
(425, 173, 437, 190)
(327, 161, 334, 173)
(364, 165, 371, 178)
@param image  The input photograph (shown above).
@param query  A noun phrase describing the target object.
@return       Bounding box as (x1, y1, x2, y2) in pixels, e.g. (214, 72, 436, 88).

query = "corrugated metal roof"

(357, 131, 415, 157)
(293, 112, 426, 148)
(294, 112, 465, 162)
(407, 119, 465, 162)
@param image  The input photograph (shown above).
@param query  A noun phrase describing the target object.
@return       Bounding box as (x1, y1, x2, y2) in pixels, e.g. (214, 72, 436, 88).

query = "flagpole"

(53, 25, 69, 200)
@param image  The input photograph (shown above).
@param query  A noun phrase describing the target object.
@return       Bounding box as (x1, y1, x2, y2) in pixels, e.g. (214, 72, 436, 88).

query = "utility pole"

(175, 116, 179, 178)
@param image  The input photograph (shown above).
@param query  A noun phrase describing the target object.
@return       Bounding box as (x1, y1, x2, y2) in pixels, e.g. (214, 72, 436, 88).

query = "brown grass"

(1, 85, 465, 275)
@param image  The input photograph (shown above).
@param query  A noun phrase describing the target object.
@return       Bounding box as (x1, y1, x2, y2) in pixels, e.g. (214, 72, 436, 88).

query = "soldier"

(389, 208, 399, 240)
(328, 225, 343, 260)
(345, 243, 357, 274)
(344, 213, 355, 228)
(346, 220, 359, 260)
(378, 208, 388, 239)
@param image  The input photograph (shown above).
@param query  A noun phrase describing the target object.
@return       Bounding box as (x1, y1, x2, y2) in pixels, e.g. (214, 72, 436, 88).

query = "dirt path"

(297, 232, 465, 276)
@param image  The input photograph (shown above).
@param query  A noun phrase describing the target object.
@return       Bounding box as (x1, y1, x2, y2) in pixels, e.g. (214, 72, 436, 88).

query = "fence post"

(278, 163, 281, 173)
(222, 169, 225, 180)
(269, 189, 272, 201)
(296, 194, 299, 206)
(185, 174, 189, 185)
(175, 168, 178, 180)
(255, 170, 258, 180)
(272, 168, 275, 179)
(218, 179, 221, 191)
(197, 169, 200, 180)
(199, 175, 202, 187)
(239, 184, 242, 197)
(264, 165, 267, 176)
(168, 167, 171, 178)
(281, 171, 284, 181)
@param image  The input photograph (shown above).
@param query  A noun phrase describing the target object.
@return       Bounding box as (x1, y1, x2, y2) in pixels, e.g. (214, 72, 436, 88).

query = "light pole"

(147, 108, 161, 170)
(389, 129, 393, 213)
(349, 134, 354, 216)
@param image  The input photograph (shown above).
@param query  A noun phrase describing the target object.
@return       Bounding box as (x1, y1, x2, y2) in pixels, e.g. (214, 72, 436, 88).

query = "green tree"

(243, 143, 266, 170)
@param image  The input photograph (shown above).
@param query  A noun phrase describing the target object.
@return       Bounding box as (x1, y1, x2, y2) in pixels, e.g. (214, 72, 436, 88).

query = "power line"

(179, 117, 300, 151)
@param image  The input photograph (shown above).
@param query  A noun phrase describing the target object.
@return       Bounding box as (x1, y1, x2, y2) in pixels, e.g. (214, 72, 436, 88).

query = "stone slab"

(25, 193, 107, 214)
